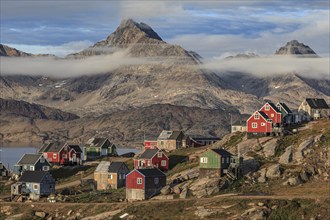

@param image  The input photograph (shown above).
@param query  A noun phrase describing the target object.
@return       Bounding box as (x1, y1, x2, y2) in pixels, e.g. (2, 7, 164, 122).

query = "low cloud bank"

(0, 50, 154, 77)
(201, 56, 330, 79)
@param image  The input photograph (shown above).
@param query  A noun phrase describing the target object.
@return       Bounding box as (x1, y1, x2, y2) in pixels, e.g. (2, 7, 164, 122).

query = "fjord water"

(0, 145, 141, 170)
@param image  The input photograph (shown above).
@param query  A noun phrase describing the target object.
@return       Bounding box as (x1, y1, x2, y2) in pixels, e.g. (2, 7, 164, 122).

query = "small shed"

(11, 171, 55, 201)
(108, 162, 129, 189)
(126, 168, 166, 200)
(84, 138, 118, 160)
(94, 161, 111, 190)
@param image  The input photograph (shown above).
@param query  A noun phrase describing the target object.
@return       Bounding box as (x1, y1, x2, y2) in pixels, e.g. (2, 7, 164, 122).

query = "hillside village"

(0, 97, 329, 219)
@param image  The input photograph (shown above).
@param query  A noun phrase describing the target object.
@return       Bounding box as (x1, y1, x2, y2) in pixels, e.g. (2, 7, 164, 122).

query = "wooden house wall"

(199, 150, 220, 169)
(126, 171, 144, 190)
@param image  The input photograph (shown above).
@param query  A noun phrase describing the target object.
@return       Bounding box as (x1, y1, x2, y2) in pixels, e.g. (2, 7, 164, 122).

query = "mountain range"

(0, 19, 329, 144)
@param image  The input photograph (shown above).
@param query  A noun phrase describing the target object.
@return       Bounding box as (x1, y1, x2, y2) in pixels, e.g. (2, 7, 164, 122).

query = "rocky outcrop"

(275, 40, 318, 56)
(266, 164, 282, 178)
(0, 98, 79, 121)
(294, 137, 314, 162)
(262, 138, 278, 157)
(279, 146, 293, 164)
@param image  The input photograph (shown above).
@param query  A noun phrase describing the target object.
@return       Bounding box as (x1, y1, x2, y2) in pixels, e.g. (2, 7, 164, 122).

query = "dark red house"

(133, 149, 169, 171)
(144, 140, 158, 150)
(126, 168, 166, 200)
(259, 102, 282, 125)
(39, 143, 82, 165)
(247, 111, 272, 133)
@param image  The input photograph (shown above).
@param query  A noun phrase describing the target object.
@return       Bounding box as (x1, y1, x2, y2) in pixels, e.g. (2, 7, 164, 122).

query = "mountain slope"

(275, 40, 318, 56)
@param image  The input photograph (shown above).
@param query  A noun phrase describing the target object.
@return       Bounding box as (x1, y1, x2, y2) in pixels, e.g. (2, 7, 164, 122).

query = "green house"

(199, 148, 240, 178)
(84, 138, 118, 160)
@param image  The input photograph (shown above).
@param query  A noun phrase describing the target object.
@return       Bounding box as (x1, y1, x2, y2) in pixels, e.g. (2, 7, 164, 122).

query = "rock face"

(294, 137, 314, 162)
(266, 164, 282, 178)
(262, 138, 278, 157)
(279, 146, 293, 164)
(275, 40, 318, 56)
(0, 98, 79, 121)
(0, 44, 32, 57)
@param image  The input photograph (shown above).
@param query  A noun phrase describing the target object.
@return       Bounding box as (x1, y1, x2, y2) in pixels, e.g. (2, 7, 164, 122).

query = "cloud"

(6, 41, 94, 57)
(0, 50, 155, 77)
(202, 56, 330, 79)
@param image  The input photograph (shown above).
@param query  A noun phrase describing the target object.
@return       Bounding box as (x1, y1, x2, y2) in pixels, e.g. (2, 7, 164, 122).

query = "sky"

(1, 0, 329, 58)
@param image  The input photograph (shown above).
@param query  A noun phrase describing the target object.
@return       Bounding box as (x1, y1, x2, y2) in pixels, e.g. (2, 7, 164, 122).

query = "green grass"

(50, 165, 95, 183)
(0, 182, 11, 195)
(65, 188, 125, 203)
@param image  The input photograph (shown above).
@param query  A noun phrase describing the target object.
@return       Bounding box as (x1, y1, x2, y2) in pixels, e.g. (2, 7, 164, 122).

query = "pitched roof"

(85, 137, 110, 148)
(17, 154, 42, 165)
(158, 130, 183, 140)
(136, 168, 166, 177)
(267, 102, 281, 113)
(306, 98, 329, 109)
(211, 148, 232, 157)
(39, 142, 66, 153)
(258, 111, 270, 120)
(18, 171, 49, 183)
(68, 144, 82, 153)
(108, 162, 127, 173)
(139, 149, 159, 159)
(277, 102, 292, 114)
(95, 161, 111, 173)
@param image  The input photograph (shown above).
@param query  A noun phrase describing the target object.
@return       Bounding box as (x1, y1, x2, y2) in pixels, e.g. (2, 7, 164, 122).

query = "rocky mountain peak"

(275, 40, 318, 56)
(0, 44, 32, 57)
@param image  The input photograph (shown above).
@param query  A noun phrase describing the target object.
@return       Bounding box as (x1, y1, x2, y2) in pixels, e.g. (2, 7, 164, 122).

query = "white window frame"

(254, 114, 259, 119)
(161, 160, 167, 166)
(123, 174, 126, 179)
(200, 157, 208, 164)
(42, 166, 49, 171)
(30, 165, 34, 171)
(271, 113, 274, 117)
(265, 105, 270, 111)
(53, 153, 57, 159)
(154, 177, 159, 185)
(33, 184, 39, 190)
(157, 152, 162, 158)
(137, 178, 142, 184)
(252, 123, 257, 128)
(227, 157, 229, 163)
(261, 122, 265, 126)
(109, 174, 113, 179)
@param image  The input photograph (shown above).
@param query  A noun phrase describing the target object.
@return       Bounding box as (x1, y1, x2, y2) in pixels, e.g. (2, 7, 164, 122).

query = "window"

(23, 165, 27, 169)
(108, 174, 113, 179)
(254, 114, 259, 119)
(261, 122, 266, 126)
(53, 153, 57, 159)
(40, 157, 45, 163)
(123, 174, 126, 179)
(30, 166, 34, 171)
(221, 158, 225, 163)
(265, 105, 270, 111)
(42, 166, 49, 171)
(119, 174, 122, 180)
(160, 141, 164, 146)
(157, 152, 162, 158)
(200, 157, 208, 163)
(271, 114, 274, 117)
(147, 160, 151, 166)
(161, 160, 167, 166)
(154, 177, 159, 185)
(252, 123, 257, 128)
(33, 184, 39, 190)
(62, 154, 67, 159)
(137, 178, 142, 184)
(227, 157, 229, 163)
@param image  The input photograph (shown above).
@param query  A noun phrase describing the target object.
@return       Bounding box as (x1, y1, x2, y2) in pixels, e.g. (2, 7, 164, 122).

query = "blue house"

(13, 154, 51, 176)
(11, 171, 55, 201)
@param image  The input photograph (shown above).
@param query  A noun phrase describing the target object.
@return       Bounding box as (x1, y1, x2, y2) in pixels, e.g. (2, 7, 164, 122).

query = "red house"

(259, 102, 282, 125)
(247, 111, 273, 133)
(39, 143, 82, 165)
(144, 140, 158, 150)
(126, 168, 166, 200)
(134, 149, 169, 171)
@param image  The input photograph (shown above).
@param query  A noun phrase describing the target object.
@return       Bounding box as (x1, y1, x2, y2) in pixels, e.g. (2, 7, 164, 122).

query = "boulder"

(279, 146, 293, 164)
(258, 168, 267, 183)
(161, 185, 171, 195)
(294, 137, 314, 161)
(314, 134, 324, 143)
(173, 185, 181, 194)
(266, 164, 282, 178)
(195, 206, 216, 218)
(288, 177, 302, 186)
(180, 188, 188, 199)
(262, 138, 278, 157)
(241, 157, 260, 175)
(251, 210, 265, 220)
(300, 170, 309, 182)
(35, 211, 47, 218)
